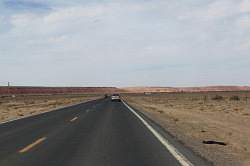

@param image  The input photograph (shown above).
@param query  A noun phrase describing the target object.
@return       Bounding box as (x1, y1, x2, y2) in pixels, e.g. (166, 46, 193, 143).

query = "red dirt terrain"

(1, 86, 250, 95)
(0, 86, 122, 95)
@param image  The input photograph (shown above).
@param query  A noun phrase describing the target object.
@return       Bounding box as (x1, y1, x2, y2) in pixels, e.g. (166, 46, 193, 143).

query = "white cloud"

(180, 0, 250, 20)
(44, 6, 105, 24)
(0, 0, 250, 86)
(237, 15, 250, 28)
(240, 41, 250, 50)
(11, 13, 36, 27)
(47, 35, 68, 43)
(9, 6, 104, 35)
(239, 0, 250, 12)
(201, 0, 235, 19)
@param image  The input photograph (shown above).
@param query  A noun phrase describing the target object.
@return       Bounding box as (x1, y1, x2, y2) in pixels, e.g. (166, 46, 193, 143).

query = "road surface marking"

(122, 101, 194, 166)
(70, 117, 78, 122)
(19, 137, 46, 153)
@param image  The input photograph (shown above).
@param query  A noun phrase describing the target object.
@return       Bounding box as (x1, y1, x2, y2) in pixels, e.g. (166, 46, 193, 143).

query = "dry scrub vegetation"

(123, 92, 250, 166)
(0, 94, 100, 123)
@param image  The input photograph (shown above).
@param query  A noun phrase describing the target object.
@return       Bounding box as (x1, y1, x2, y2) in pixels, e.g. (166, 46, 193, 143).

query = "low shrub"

(230, 96, 240, 101)
(212, 95, 223, 100)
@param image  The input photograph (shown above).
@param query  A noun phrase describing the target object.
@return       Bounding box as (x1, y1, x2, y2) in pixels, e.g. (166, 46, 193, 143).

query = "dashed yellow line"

(70, 117, 78, 122)
(19, 137, 46, 153)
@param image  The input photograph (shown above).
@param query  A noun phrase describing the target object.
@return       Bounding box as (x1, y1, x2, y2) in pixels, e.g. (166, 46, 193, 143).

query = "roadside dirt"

(123, 92, 250, 166)
(0, 94, 101, 123)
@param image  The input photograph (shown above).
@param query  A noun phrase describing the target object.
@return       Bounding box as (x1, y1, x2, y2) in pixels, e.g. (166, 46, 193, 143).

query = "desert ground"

(123, 91, 250, 166)
(0, 94, 101, 123)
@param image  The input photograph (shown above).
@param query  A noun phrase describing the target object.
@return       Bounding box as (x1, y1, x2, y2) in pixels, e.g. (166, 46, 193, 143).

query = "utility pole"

(7, 82, 10, 96)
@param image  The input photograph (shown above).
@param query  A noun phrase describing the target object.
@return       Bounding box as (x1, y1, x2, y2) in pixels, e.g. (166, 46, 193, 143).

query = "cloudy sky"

(0, 0, 250, 87)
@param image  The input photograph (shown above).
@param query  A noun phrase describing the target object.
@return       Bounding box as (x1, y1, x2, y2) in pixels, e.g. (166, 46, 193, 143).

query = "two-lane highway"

(0, 98, 210, 166)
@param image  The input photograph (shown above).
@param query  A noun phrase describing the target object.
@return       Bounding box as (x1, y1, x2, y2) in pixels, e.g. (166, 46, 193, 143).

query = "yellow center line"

(70, 117, 78, 122)
(19, 137, 46, 153)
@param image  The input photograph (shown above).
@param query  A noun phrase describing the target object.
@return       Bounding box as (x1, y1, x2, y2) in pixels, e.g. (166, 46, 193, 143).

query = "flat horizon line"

(1, 85, 250, 88)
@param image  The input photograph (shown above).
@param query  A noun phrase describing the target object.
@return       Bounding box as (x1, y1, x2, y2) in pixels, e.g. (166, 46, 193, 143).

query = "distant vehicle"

(111, 94, 121, 102)
(144, 92, 152, 95)
(104, 94, 109, 98)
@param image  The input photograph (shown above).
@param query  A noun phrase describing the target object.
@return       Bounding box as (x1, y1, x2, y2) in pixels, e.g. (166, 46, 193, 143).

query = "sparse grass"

(123, 91, 250, 166)
(173, 117, 179, 122)
(0, 94, 101, 123)
(157, 110, 164, 114)
(242, 113, 250, 116)
(17, 112, 24, 116)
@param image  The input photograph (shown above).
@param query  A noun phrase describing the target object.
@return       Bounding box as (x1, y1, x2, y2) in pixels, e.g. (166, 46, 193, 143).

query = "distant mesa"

(0, 86, 250, 95)
(121, 86, 250, 93)
(0, 86, 123, 95)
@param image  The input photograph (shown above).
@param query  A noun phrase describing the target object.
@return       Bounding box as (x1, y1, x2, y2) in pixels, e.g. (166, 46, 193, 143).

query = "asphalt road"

(0, 98, 210, 166)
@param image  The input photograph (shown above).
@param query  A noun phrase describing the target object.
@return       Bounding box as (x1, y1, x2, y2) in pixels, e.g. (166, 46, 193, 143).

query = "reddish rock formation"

(0, 86, 122, 95)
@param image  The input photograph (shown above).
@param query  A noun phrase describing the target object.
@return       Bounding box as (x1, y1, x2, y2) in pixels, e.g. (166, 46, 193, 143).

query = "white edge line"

(122, 100, 194, 166)
(0, 98, 101, 125)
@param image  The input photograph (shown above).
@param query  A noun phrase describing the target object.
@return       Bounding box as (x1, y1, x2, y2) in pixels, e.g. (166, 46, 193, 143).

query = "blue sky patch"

(4, 0, 51, 11)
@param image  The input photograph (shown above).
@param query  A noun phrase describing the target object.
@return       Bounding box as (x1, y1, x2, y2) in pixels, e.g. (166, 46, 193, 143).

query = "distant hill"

(0, 86, 123, 95)
(1, 86, 250, 95)
(122, 86, 250, 93)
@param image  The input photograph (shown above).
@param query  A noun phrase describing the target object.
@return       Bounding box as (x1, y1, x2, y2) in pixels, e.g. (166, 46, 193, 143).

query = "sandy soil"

(0, 94, 101, 123)
(123, 92, 250, 166)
